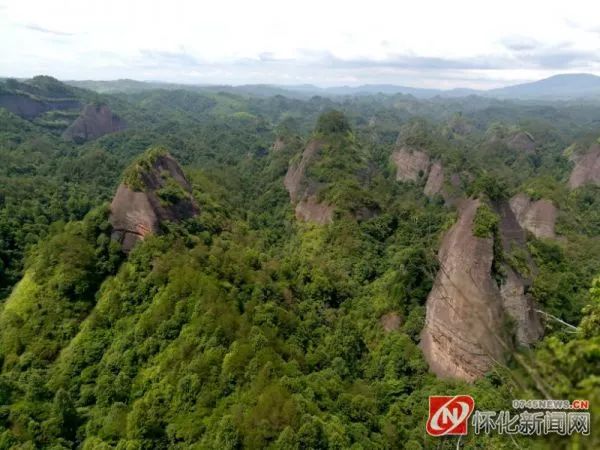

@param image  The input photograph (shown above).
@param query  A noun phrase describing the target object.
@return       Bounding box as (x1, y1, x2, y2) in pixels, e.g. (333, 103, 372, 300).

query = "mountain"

(488, 73, 600, 99)
(65, 73, 600, 100)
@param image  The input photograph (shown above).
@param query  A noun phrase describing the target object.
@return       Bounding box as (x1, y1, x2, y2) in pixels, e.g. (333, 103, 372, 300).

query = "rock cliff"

(284, 140, 334, 224)
(568, 143, 600, 189)
(0, 92, 81, 120)
(109, 149, 199, 252)
(420, 199, 507, 380)
(421, 198, 543, 381)
(496, 201, 543, 345)
(509, 193, 557, 239)
(62, 103, 126, 143)
(423, 161, 445, 197)
(391, 146, 430, 182)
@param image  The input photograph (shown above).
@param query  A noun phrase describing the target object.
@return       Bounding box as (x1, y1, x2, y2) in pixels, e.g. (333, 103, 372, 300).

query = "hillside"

(0, 76, 598, 449)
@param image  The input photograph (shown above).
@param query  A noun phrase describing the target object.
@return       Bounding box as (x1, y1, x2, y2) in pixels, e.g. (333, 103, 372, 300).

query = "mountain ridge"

(62, 73, 600, 99)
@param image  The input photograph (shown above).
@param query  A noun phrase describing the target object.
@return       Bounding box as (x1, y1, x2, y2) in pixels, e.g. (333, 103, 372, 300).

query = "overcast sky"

(1, 0, 600, 88)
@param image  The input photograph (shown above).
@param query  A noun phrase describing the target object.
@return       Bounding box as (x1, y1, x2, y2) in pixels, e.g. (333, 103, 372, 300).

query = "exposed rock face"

(496, 201, 543, 346)
(294, 196, 334, 225)
(0, 93, 80, 119)
(500, 268, 543, 345)
(509, 193, 557, 239)
(391, 146, 430, 182)
(424, 161, 445, 197)
(420, 199, 507, 381)
(506, 131, 535, 153)
(63, 104, 126, 143)
(568, 144, 600, 189)
(110, 152, 199, 252)
(284, 140, 321, 203)
(284, 140, 334, 224)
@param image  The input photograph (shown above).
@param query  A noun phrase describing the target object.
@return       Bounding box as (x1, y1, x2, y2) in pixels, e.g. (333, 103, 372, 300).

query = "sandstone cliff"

(0, 93, 81, 120)
(110, 149, 199, 252)
(63, 103, 126, 143)
(509, 193, 557, 239)
(420, 199, 507, 380)
(423, 161, 445, 197)
(284, 140, 334, 224)
(568, 143, 600, 189)
(496, 201, 543, 345)
(421, 198, 543, 381)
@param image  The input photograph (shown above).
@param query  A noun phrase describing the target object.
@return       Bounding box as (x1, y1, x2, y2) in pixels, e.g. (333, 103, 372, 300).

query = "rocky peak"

(62, 103, 126, 143)
(109, 147, 199, 252)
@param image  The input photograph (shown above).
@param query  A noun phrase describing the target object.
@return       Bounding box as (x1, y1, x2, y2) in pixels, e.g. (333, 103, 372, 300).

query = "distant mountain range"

(65, 73, 600, 100)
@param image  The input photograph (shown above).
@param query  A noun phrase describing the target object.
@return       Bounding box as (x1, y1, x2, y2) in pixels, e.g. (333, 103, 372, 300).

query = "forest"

(0, 75, 598, 449)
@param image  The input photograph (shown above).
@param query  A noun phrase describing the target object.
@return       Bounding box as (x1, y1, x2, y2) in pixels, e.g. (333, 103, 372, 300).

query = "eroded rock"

(110, 150, 198, 252)
(568, 143, 600, 189)
(496, 201, 543, 346)
(284, 140, 321, 203)
(294, 196, 334, 225)
(509, 193, 557, 239)
(284, 140, 334, 224)
(420, 199, 507, 381)
(424, 161, 445, 197)
(63, 103, 126, 143)
(391, 147, 430, 182)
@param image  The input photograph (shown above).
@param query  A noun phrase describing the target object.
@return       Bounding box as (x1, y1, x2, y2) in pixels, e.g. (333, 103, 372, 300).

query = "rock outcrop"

(284, 140, 334, 224)
(423, 161, 445, 197)
(0, 93, 80, 120)
(509, 193, 557, 239)
(62, 103, 126, 143)
(420, 199, 507, 381)
(495, 201, 543, 346)
(109, 149, 199, 252)
(294, 195, 334, 224)
(391, 146, 451, 200)
(421, 198, 544, 381)
(391, 147, 430, 182)
(568, 143, 600, 189)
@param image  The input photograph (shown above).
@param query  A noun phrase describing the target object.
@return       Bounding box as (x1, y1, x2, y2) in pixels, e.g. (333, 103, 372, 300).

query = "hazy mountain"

(487, 73, 600, 99)
(65, 73, 600, 100)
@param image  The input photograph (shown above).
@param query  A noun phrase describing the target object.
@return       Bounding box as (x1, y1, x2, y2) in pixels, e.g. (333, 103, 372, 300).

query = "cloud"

(137, 49, 202, 68)
(23, 24, 76, 36)
(529, 48, 598, 68)
(501, 36, 540, 52)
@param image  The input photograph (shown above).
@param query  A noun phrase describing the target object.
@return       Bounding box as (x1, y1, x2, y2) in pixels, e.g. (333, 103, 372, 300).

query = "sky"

(1, 0, 600, 89)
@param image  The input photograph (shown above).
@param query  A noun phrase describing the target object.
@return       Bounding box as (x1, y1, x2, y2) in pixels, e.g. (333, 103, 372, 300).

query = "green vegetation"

(473, 203, 499, 238)
(0, 76, 598, 449)
(122, 146, 170, 191)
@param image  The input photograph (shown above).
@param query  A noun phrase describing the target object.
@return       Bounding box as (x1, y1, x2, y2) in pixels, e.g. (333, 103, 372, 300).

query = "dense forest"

(0, 76, 598, 449)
